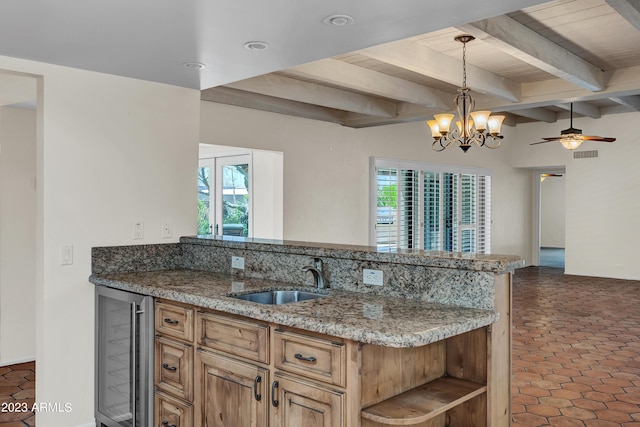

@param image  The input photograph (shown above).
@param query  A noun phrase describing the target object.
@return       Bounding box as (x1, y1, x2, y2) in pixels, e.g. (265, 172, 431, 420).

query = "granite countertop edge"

(90, 269, 499, 348)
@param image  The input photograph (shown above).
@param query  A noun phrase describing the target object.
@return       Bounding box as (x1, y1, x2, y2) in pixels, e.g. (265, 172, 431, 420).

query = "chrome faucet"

(302, 258, 327, 289)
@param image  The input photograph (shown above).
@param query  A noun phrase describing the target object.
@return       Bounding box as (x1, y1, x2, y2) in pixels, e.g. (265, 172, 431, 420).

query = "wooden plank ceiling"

(201, 0, 640, 128)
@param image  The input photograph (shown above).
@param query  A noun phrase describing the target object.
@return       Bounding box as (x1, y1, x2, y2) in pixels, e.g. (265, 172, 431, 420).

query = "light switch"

(60, 245, 73, 266)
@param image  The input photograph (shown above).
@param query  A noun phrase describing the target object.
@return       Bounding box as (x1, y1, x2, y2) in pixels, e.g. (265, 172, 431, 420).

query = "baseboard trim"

(0, 357, 35, 367)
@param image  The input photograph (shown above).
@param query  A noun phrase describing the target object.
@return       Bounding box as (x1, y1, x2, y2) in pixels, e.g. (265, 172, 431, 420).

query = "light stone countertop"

(89, 269, 499, 348)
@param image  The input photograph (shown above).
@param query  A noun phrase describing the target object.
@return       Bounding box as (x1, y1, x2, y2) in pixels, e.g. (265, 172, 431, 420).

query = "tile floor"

(512, 266, 640, 426)
(1, 267, 638, 427)
(0, 361, 35, 426)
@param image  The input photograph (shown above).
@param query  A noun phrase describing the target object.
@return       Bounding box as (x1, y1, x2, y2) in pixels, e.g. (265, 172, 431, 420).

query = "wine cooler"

(95, 286, 153, 427)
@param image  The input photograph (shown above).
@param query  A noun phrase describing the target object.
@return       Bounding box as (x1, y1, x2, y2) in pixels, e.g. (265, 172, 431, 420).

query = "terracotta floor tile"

(512, 267, 640, 427)
(0, 361, 36, 427)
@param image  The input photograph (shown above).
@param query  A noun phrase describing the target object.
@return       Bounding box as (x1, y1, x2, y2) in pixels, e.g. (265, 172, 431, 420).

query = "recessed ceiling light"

(182, 62, 206, 70)
(243, 41, 270, 51)
(323, 14, 354, 26)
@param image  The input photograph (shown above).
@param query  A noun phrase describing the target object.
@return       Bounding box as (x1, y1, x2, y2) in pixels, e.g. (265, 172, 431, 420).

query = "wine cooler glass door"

(96, 287, 152, 427)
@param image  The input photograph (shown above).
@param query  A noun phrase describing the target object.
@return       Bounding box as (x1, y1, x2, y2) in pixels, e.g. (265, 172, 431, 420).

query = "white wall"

(200, 101, 533, 262)
(540, 175, 565, 248)
(0, 56, 200, 426)
(252, 149, 284, 239)
(0, 106, 37, 365)
(512, 111, 640, 280)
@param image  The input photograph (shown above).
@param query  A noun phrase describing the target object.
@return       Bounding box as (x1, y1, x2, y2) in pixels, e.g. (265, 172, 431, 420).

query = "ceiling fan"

(530, 103, 616, 150)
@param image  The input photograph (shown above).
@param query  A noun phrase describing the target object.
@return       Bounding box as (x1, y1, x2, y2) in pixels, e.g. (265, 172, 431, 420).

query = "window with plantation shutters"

(371, 158, 491, 254)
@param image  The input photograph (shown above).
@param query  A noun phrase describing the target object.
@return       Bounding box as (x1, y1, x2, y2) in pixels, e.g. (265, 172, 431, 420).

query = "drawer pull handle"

(162, 422, 177, 427)
(294, 353, 317, 363)
(162, 363, 177, 372)
(271, 381, 279, 407)
(163, 318, 179, 325)
(254, 375, 262, 401)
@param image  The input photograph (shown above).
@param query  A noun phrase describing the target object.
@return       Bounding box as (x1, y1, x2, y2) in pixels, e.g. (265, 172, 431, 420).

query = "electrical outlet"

(231, 256, 245, 270)
(161, 221, 172, 238)
(133, 221, 144, 240)
(363, 269, 383, 286)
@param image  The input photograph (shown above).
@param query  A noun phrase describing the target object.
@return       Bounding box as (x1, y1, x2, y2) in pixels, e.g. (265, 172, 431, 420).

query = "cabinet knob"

(162, 363, 177, 372)
(162, 421, 177, 427)
(163, 318, 179, 325)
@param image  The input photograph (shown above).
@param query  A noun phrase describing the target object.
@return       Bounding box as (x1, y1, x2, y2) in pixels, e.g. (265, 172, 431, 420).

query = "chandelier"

(428, 35, 506, 153)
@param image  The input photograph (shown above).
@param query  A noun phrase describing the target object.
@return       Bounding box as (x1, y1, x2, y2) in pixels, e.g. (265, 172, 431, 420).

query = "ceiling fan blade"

(530, 140, 554, 145)
(541, 137, 562, 141)
(580, 135, 616, 142)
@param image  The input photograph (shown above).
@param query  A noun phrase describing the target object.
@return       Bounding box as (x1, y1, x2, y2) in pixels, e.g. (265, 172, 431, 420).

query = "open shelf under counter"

(361, 376, 487, 426)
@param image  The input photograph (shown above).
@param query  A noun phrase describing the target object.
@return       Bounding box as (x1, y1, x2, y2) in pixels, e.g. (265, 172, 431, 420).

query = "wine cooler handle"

(271, 381, 279, 407)
(253, 375, 262, 401)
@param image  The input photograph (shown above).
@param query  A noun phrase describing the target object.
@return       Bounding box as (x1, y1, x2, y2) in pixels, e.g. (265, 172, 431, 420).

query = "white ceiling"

(0, 0, 547, 90)
(2, 0, 639, 131)
(200, 0, 640, 128)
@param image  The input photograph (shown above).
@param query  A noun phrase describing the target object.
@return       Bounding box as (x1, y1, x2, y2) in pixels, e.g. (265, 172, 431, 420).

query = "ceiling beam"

(458, 14, 606, 92)
(360, 39, 521, 103)
(505, 108, 557, 123)
(605, 0, 640, 31)
(477, 65, 640, 112)
(285, 58, 453, 111)
(609, 95, 640, 111)
(201, 87, 345, 124)
(226, 74, 397, 118)
(557, 102, 601, 118)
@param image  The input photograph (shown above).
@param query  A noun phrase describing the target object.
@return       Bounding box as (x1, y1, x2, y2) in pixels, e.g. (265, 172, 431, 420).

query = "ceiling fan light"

(560, 136, 583, 150)
(487, 115, 505, 135)
(434, 113, 454, 134)
(470, 111, 491, 131)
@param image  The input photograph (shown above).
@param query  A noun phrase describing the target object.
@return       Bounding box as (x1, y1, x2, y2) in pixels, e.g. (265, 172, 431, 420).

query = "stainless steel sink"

(230, 290, 329, 305)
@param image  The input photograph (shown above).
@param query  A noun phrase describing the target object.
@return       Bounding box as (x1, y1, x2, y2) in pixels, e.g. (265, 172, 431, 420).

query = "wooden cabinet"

(154, 300, 195, 427)
(194, 349, 268, 427)
(155, 391, 193, 427)
(271, 374, 344, 427)
(155, 299, 494, 427)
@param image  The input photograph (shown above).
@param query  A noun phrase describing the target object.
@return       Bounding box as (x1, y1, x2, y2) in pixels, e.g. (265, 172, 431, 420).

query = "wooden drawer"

(196, 311, 269, 364)
(155, 336, 193, 402)
(155, 391, 193, 427)
(274, 329, 346, 387)
(155, 301, 194, 342)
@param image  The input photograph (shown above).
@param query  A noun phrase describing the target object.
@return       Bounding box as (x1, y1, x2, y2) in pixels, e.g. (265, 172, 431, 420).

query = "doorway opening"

(198, 144, 284, 240)
(538, 170, 566, 269)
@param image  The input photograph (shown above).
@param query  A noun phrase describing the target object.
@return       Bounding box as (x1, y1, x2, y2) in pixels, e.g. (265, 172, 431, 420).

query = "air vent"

(573, 150, 599, 159)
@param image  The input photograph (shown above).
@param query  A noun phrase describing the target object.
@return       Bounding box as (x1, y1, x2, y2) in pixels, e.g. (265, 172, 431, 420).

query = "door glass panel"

(221, 163, 249, 237)
(198, 164, 212, 235)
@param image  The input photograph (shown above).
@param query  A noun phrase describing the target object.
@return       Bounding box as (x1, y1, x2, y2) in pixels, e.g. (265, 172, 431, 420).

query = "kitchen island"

(91, 237, 523, 427)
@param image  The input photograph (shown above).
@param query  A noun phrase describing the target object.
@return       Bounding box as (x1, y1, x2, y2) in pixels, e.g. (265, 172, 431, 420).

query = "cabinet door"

(271, 374, 344, 427)
(195, 349, 268, 427)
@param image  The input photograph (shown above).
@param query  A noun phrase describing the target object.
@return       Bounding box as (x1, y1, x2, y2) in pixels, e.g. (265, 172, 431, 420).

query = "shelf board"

(361, 377, 487, 426)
